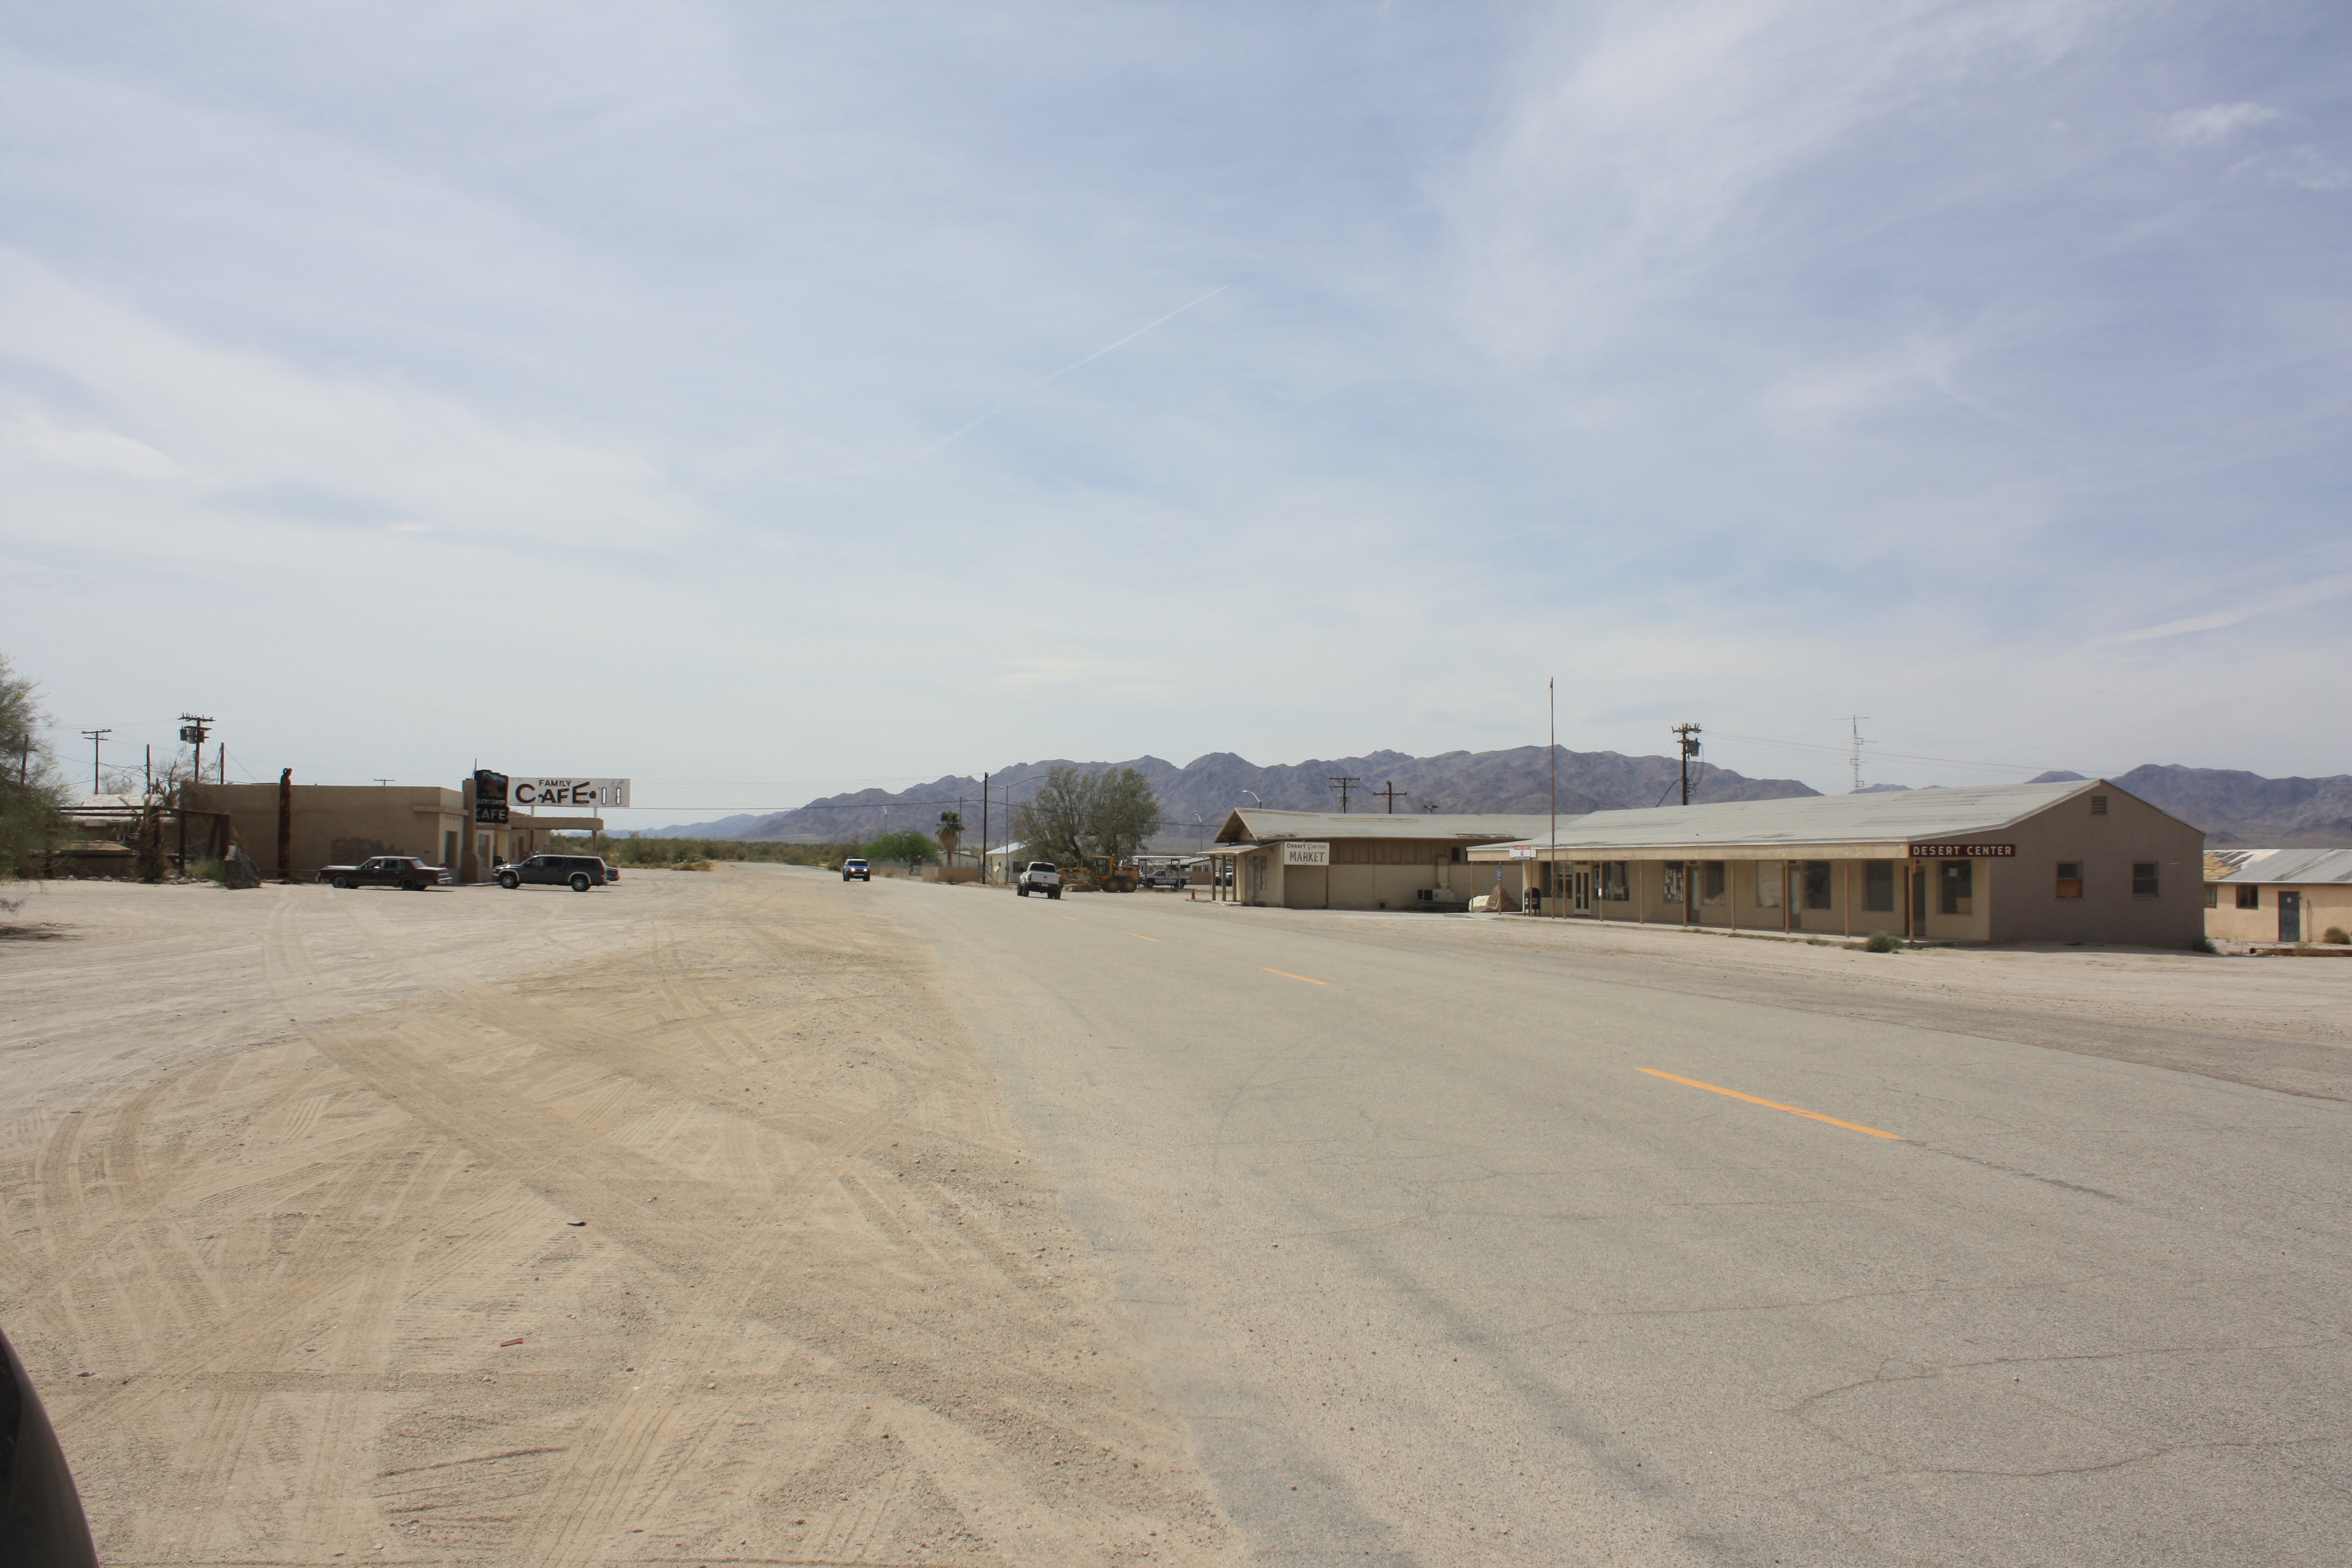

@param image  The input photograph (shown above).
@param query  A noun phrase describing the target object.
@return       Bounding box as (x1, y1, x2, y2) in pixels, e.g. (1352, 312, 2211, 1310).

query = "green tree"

(864, 829, 940, 870)
(1, 653, 70, 878)
(1009, 766, 1160, 867)
(935, 810, 963, 858)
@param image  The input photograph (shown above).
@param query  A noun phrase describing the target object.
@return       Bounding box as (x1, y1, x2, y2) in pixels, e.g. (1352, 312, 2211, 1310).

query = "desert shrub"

(2324, 926, 2350, 946)
(1862, 930, 1903, 953)
(187, 856, 227, 884)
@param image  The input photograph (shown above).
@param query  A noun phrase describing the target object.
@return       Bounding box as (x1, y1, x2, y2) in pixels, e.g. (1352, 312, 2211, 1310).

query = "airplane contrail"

(930, 284, 1231, 453)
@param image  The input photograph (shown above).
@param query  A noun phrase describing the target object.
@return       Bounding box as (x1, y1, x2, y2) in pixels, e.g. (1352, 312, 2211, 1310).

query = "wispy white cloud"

(2097, 575, 2352, 645)
(2163, 101, 2280, 147)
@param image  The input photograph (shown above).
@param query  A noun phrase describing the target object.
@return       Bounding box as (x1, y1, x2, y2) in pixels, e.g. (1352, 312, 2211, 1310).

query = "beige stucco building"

(1462, 778, 2204, 948)
(205, 781, 602, 883)
(1208, 809, 1558, 911)
(2203, 848, 2352, 944)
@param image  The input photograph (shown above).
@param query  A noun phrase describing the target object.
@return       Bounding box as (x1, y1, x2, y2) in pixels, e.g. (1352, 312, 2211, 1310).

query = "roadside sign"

(514, 778, 631, 809)
(473, 770, 509, 824)
(1280, 841, 1329, 866)
(1907, 841, 2013, 858)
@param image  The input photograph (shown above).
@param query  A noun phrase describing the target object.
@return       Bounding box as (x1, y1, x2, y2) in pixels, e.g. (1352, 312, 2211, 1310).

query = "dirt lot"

(0, 870, 1238, 1566)
(6, 870, 2344, 1566)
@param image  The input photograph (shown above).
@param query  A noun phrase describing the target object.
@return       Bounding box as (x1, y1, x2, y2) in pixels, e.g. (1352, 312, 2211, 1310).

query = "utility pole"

(1548, 678, 1556, 917)
(80, 728, 111, 797)
(1370, 781, 1408, 813)
(1672, 723, 1702, 806)
(1847, 716, 1871, 793)
(981, 772, 990, 881)
(1329, 775, 1362, 813)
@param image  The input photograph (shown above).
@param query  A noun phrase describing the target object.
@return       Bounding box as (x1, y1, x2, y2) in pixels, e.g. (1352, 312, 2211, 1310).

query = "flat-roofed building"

(1462, 778, 2203, 947)
(205, 782, 603, 883)
(1209, 808, 1559, 910)
(2203, 848, 2352, 945)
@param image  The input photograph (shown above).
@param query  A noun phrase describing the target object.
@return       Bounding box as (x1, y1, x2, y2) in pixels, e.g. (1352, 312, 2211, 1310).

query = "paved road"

(872, 875, 2348, 1566)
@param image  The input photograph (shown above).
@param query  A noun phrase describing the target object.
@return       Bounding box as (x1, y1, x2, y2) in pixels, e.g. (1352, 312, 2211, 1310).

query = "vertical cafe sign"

(473, 770, 509, 824)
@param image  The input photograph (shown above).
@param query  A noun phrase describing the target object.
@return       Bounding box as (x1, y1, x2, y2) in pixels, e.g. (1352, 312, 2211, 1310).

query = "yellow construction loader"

(1063, 854, 1141, 893)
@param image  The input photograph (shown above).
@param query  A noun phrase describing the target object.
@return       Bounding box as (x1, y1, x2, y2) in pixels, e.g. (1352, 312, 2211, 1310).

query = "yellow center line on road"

(1637, 1068, 1902, 1140)
(1129, 933, 1158, 941)
(1263, 968, 1326, 986)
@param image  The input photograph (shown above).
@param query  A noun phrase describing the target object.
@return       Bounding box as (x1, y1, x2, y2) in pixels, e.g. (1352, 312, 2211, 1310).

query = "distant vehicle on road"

(1134, 856, 1203, 890)
(842, 857, 872, 882)
(318, 855, 452, 891)
(1016, 861, 1063, 899)
(496, 854, 613, 892)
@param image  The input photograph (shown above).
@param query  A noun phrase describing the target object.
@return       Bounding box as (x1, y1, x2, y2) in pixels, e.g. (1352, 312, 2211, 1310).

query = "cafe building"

(205, 774, 611, 883)
(1462, 778, 2204, 948)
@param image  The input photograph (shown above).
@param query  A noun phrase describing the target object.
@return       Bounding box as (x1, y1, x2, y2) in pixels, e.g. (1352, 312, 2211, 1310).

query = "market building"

(2202, 848, 2352, 945)
(1207, 808, 1560, 910)
(1462, 778, 2203, 947)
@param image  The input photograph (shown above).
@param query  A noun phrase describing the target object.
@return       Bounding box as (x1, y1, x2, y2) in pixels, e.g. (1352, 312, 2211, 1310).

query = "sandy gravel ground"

(0, 869, 1237, 1566)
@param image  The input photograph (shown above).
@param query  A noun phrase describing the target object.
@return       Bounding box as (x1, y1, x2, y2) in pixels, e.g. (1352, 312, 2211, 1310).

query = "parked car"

(317, 855, 453, 890)
(842, 857, 871, 881)
(496, 854, 614, 892)
(1016, 861, 1063, 899)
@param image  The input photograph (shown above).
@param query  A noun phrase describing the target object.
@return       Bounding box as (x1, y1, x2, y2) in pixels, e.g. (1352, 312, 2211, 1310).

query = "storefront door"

(1573, 869, 1592, 913)
(2279, 890, 2302, 942)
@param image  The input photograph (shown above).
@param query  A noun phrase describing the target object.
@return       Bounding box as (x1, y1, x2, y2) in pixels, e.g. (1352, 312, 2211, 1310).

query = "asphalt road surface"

(878, 872, 2348, 1567)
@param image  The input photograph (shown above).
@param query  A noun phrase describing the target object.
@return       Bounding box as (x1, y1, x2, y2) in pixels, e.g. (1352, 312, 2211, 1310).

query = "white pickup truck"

(1015, 861, 1063, 900)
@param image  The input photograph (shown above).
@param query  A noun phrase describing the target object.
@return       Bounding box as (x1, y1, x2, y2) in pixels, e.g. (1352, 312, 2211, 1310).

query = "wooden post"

(1783, 862, 1792, 935)
(276, 768, 293, 884)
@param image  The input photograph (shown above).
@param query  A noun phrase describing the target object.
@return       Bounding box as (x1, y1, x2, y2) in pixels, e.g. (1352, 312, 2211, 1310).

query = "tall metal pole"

(981, 771, 990, 884)
(80, 729, 111, 796)
(1549, 678, 1557, 917)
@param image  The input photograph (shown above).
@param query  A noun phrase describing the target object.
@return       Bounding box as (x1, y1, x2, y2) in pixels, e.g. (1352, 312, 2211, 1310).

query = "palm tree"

(936, 810, 963, 861)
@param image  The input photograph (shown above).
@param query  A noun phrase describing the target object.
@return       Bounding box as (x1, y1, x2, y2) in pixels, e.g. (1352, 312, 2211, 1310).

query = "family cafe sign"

(1907, 841, 2014, 858)
(514, 777, 632, 809)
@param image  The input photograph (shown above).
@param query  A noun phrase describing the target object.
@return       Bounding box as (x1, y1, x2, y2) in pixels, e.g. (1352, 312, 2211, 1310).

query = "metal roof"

(1462, 778, 2133, 856)
(2204, 847, 2352, 885)
(1213, 808, 1562, 845)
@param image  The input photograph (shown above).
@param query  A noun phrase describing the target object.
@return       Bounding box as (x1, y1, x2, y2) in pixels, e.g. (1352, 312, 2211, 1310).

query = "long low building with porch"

(1207, 809, 1563, 910)
(1462, 778, 2203, 947)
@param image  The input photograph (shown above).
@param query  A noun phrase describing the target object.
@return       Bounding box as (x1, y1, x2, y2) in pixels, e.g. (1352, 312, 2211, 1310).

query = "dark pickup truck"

(318, 855, 453, 890)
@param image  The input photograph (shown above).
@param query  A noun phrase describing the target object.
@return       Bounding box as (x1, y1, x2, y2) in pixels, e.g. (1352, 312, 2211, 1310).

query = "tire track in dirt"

(8, 868, 1237, 1565)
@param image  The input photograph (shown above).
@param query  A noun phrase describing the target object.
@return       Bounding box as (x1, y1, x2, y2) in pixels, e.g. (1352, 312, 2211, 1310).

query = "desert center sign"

(514, 777, 631, 809)
(1280, 841, 1330, 867)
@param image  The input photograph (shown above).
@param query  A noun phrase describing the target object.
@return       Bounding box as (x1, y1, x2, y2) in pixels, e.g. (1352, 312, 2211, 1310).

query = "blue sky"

(4, 1, 2344, 825)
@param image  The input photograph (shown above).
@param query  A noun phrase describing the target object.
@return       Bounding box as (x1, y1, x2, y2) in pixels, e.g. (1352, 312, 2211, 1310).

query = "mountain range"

(642, 749, 2352, 849)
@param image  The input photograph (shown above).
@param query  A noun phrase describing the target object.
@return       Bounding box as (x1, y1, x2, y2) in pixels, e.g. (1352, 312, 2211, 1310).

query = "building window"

(2205, 884, 2218, 908)
(1754, 863, 1782, 908)
(1863, 860, 1895, 912)
(1938, 859, 1973, 916)
(1801, 861, 1832, 910)
(1661, 861, 1686, 903)
(2090, 794, 2109, 815)
(2055, 862, 2083, 899)
(2132, 862, 2159, 897)
(2236, 885, 2260, 910)
(1602, 861, 1630, 901)
(1702, 861, 1727, 903)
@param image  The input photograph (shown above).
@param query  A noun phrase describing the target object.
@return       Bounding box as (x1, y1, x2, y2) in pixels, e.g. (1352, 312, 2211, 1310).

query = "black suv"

(842, 857, 872, 882)
(497, 854, 615, 892)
